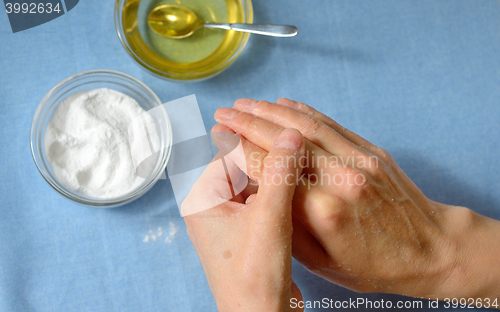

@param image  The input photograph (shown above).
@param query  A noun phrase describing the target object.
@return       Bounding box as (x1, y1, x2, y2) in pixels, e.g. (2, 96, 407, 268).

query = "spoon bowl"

(148, 5, 204, 39)
(148, 4, 298, 39)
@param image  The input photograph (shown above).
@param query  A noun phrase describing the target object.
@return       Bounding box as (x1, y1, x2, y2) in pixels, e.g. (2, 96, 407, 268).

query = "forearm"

(435, 204, 500, 307)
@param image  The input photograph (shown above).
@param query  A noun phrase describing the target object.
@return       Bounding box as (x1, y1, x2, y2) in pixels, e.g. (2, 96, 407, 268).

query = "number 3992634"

(5, 3, 61, 14)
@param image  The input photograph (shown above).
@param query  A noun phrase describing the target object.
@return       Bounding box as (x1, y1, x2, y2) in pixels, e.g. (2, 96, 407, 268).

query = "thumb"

(255, 128, 305, 218)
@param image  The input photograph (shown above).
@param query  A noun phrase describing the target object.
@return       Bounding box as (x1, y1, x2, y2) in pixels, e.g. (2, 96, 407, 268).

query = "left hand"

(183, 127, 305, 312)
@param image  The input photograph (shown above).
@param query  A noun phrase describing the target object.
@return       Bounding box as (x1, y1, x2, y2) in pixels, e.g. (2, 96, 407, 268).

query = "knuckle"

(300, 115, 325, 137)
(300, 103, 316, 115)
(320, 200, 344, 227)
(238, 112, 256, 129)
(358, 155, 383, 177)
(334, 167, 368, 201)
(368, 165, 386, 181)
(324, 116, 338, 128)
(258, 99, 271, 107)
(366, 155, 381, 170)
(252, 100, 271, 114)
(375, 147, 394, 163)
(306, 192, 344, 228)
(340, 166, 360, 179)
(296, 101, 312, 112)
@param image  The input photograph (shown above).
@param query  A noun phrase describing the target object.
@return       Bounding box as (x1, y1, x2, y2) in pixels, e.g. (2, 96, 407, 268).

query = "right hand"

(183, 127, 306, 312)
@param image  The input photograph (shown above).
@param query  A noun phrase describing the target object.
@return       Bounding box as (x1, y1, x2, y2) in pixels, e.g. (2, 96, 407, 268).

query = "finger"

(215, 107, 281, 151)
(181, 130, 249, 216)
(233, 99, 363, 157)
(212, 126, 331, 207)
(211, 123, 233, 133)
(276, 97, 380, 152)
(211, 124, 261, 202)
(211, 124, 268, 182)
(254, 128, 305, 229)
(181, 158, 245, 216)
(209, 124, 243, 202)
(214, 107, 329, 177)
(211, 124, 260, 204)
(243, 129, 305, 291)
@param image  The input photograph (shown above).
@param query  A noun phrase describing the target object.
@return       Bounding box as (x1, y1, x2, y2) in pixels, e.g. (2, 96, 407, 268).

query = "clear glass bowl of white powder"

(30, 69, 172, 207)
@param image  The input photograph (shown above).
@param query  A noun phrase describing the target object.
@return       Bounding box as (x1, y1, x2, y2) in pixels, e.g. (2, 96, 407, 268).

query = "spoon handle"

(204, 23, 298, 37)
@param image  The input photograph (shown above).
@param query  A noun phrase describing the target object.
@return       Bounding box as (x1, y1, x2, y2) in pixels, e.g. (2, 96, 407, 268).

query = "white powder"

(143, 223, 178, 243)
(44, 88, 159, 199)
(165, 221, 178, 243)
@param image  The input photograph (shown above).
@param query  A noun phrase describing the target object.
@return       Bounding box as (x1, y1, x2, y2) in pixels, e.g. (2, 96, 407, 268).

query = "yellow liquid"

(121, 0, 250, 81)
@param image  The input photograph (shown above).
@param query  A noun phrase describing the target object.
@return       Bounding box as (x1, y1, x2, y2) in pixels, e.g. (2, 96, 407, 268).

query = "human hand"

(214, 98, 500, 303)
(183, 127, 305, 312)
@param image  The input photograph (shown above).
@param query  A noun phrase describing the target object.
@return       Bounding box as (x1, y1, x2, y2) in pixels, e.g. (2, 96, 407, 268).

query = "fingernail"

(236, 98, 258, 111)
(274, 129, 301, 151)
(216, 108, 238, 120)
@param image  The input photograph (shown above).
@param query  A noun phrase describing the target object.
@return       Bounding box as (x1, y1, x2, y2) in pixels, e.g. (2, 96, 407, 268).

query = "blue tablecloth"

(1, 0, 499, 311)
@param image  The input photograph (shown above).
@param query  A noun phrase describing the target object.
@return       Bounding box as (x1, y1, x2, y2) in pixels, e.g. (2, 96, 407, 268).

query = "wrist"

(434, 204, 500, 301)
(214, 282, 303, 312)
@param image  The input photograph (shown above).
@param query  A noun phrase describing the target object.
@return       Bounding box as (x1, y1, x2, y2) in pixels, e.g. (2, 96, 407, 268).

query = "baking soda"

(143, 223, 178, 243)
(44, 88, 158, 199)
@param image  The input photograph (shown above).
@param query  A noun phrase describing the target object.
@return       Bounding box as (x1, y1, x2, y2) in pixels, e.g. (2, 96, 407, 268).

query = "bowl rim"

(114, 0, 254, 82)
(30, 69, 172, 208)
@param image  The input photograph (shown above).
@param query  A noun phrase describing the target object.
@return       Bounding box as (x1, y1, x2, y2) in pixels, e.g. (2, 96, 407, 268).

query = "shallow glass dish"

(115, 0, 253, 82)
(30, 69, 172, 208)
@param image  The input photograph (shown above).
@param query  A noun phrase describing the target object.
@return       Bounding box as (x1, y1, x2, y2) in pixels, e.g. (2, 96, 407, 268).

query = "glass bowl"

(30, 69, 172, 208)
(114, 0, 253, 82)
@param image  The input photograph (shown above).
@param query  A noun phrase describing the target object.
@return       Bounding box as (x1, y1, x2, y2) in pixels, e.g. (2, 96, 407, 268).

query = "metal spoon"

(147, 5, 298, 39)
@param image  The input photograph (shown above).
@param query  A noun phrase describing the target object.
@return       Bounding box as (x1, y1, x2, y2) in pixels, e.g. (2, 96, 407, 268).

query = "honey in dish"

(122, 0, 247, 80)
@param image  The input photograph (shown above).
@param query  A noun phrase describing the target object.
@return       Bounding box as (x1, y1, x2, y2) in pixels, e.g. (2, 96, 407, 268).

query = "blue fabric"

(1, 0, 500, 311)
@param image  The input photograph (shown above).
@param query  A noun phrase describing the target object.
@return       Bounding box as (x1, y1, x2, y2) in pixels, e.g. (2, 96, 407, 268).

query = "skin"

(183, 128, 306, 312)
(208, 98, 500, 307)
